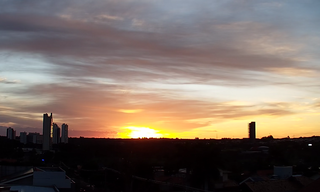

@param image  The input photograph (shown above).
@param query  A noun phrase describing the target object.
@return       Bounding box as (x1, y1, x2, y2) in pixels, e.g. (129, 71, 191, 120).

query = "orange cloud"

(118, 109, 143, 113)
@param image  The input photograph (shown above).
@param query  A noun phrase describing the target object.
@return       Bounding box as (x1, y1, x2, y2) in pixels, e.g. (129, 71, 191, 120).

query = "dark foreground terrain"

(1, 136, 320, 191)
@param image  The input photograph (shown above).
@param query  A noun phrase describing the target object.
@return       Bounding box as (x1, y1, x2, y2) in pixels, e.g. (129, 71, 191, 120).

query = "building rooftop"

(34, 167, 64, 172)
(244, 176, 313, 192)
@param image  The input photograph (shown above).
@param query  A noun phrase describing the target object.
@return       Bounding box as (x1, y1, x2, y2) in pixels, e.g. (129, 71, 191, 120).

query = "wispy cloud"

(0, 77, 20, 84)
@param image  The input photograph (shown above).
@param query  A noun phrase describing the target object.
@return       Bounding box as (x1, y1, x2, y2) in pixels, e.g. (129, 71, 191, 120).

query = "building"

(249, 121, 256, 142)
(274, 166, 293, 179)
(43, 113, 53, 150)
(6, 127, 16, 140)
(61, 123, 69, 143)
(240, 166, 313, 192)
(27, 132, 40, 144)
(36, 135, 43, 144)
(20, 132, 27, 144)
(0, 167, 75, 191)
(52, 123, 61, 144)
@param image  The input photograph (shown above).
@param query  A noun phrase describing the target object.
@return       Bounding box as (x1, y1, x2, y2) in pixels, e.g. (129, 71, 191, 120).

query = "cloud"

(95, 14, 124, 21)
(0, 0, 319, 138)
(68, 130, 118, 138)
(267, 67, 317, 77)
(0, 82, 296, 135)
(314, 101, 320, 108)
(0, 77, 20, 84)
(118, 109, 143, 113)
(0, 8, 314, 88)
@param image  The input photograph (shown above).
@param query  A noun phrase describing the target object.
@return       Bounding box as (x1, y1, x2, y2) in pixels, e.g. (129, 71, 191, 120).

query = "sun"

(121, 126, 163, 138)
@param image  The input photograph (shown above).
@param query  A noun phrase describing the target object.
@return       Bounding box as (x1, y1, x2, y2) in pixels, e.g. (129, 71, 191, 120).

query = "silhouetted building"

(52, 123, 60, 144)
(6, 127, 16, 140)
(274, 166, 292, 179)
(249, 121, 256, 142)
(61, 123, 68, 143)
(37, 135, 43, 144)
(42, 113, 53, 150)
(27, 132, 40, 144)
(20, 132, 27, 144)
(0, 167, 75, 191)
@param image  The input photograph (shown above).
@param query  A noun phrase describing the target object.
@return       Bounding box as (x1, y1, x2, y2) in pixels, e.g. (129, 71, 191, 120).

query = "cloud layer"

(0, 0, 319, 138)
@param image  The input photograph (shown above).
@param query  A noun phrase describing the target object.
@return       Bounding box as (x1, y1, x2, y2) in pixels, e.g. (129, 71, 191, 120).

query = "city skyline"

(0, 1, 320, 139)
(4, 113, 69, 146)
(0, 116, 309, 139)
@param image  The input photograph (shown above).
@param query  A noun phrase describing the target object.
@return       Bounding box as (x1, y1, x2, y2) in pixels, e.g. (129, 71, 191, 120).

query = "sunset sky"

(0, 0, 319, 139)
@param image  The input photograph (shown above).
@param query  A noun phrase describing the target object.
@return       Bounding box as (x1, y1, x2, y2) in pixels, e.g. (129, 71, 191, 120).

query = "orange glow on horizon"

(119, 126, 163, 138)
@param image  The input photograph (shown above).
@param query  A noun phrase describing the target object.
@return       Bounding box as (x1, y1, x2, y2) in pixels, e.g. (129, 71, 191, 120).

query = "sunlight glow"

(118, 109, 143, 113)
(120, 126, 163, 138)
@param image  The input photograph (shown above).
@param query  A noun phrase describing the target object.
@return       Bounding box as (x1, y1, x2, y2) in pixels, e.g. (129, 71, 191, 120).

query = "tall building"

(43, 113, 53, 150)
(52, 123, 61, 144)
(36, 135, 43, 144)
(27, 132, 40, 144)
(20, 132, 27, 144)
(61, 123, 68, 143)
(249, 121, 256, 142)
(6, 127, 16, 140)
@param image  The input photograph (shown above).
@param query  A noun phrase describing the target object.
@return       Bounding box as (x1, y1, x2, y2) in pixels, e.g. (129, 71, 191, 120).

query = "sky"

(0, 0, 319, 139)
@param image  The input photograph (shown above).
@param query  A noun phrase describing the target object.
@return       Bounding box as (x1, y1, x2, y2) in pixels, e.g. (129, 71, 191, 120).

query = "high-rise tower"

(43, 113, 53, 150)
(61, 123, 69, 143)
(249, 121, 256, 142)
(52, 123, 61, 144)
(6, 127, 16, 140)
(20, 132, 27, 144)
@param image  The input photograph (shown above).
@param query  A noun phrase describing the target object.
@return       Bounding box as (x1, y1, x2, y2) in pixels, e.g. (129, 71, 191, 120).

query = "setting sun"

(119, 126, 163, 138)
